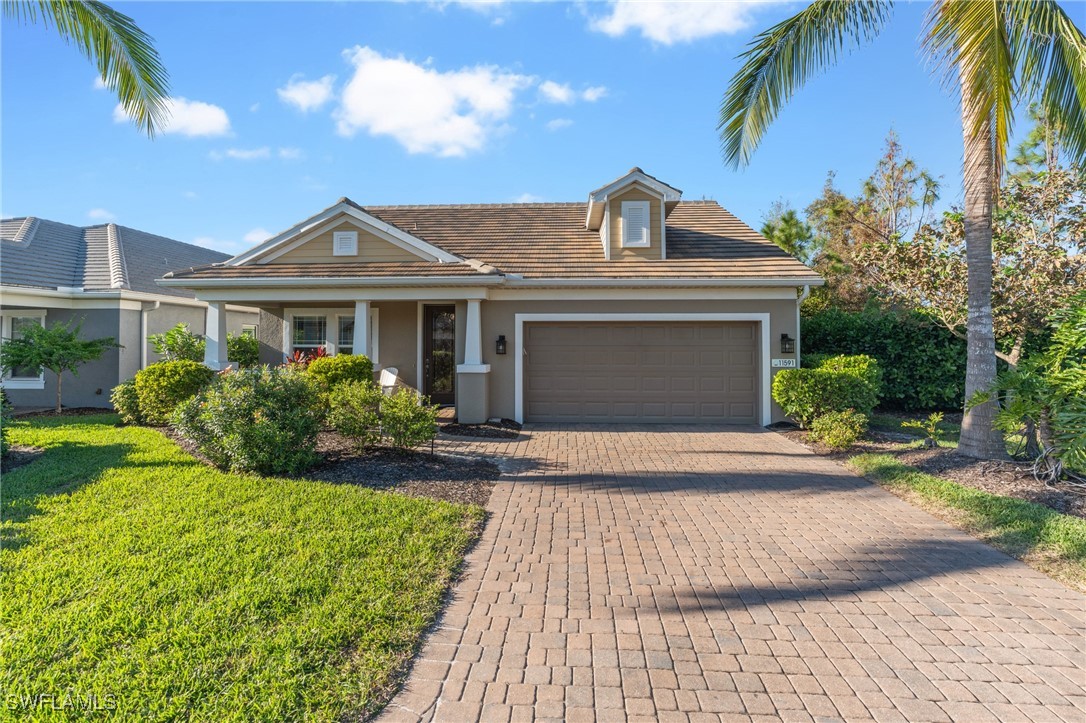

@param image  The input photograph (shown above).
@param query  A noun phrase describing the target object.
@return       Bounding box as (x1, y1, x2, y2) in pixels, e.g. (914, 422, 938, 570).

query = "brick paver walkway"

(380, 426, 1086, 722)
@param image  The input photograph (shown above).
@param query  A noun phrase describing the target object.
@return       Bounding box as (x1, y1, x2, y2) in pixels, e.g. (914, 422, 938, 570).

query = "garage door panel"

(525, 321, 758, 424)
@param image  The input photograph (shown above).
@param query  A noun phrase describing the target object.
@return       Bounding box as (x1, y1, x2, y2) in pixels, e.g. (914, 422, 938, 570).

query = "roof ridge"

(10, 216, 40, 246)
(365, 202, 586, 209)
(106, 223, 130, 289)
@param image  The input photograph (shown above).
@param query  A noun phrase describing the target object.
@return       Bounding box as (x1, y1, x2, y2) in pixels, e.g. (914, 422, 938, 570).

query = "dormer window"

(621, 201, 651, 248)
(333, 231, 358, 256)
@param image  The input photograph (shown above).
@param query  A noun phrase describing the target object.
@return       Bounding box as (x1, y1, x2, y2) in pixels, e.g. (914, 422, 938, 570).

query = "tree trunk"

(55, 371, 63, 413)
(957, 63, 1009, 460)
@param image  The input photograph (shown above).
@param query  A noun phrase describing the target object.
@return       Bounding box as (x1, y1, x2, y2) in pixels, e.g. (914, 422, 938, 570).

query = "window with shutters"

(621, 201, 651, 248)
(332, 230, 358, 256)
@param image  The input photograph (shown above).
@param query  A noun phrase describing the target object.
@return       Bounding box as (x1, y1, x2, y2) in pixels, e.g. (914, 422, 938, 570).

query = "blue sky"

(1, 1, 1057, 255)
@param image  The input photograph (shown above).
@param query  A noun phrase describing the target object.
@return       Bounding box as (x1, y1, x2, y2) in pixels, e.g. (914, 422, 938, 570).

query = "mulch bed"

(440, 418, 522, 440)
(1, 445, 44, 474)
(12, 407, 111, 418)
(780, 428, 1086, 519)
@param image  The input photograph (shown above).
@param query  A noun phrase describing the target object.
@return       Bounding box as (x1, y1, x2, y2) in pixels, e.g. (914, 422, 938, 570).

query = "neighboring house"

(0, 217, 259, 408)
(160, 168, 823, 425)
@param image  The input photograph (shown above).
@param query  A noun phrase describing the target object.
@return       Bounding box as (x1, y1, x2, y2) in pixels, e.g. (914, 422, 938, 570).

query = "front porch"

(200, 296, 492, 424)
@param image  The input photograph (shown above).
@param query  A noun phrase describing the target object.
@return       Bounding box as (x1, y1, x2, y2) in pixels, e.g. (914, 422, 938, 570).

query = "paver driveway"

(380, 426, 1085, 723)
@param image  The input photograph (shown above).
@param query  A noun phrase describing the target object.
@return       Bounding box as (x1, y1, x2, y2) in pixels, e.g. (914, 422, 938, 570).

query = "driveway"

(380, 426, 1085, 722)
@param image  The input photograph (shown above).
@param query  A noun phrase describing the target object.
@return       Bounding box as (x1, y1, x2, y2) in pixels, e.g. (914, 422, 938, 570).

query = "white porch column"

(204, 302, 229, 370)
(353, 300, 371, 358)
(464, 299, 482, 365)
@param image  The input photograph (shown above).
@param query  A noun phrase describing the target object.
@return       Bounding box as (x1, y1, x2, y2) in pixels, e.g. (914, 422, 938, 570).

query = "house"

(0, 217, 259, 408)
(159, 169, 823, 425)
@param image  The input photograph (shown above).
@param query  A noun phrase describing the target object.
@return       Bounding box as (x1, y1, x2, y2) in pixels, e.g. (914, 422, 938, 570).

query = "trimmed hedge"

(772, 354, 881, 427)
(305, 354, 375, 392)
(134, 360, 215, 425)
(327, 381, 384, 450)
(110, 379, 143, 425)
(810, 409, 868, 450)
(801, 309, 966, 411)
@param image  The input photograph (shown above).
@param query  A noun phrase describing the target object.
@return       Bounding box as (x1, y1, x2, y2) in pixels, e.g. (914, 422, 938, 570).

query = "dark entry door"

(423, 305, 456, 405)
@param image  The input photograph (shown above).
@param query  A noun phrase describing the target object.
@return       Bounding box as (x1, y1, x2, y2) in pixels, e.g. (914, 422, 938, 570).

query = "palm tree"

(720, 0, 1086, 459)
(4, 0, 169, 136)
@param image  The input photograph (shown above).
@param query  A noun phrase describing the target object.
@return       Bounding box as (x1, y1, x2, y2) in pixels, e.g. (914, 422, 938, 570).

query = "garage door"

(524, 322, 758, 423)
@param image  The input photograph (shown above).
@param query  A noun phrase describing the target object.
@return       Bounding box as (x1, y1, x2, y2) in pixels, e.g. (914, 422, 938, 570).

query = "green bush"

(1, 388, 11, 457)
(227, 332, 260, 367)
(134, 360, 215, 425)
(772, 354, 881, 427)
(305, 354, 374, 392)
(172, 366, 324, 475)
(802, 308, 966, 411)
(149, 323, 204, 362)
(327, 381, 384, 450)
(110, 379, 143, 425)
(809, 409, 869, 450)
(381, 388, 438, 450)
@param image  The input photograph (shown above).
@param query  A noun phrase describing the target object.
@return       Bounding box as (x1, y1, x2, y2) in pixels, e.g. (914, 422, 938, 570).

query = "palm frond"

(1009, 0, 1086, 168)
(3, 0, 170, 137)
(718, 0, 894, 168)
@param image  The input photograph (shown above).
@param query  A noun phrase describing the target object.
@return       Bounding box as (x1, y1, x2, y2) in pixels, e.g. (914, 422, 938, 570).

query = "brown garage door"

(524, 322, 758, 423)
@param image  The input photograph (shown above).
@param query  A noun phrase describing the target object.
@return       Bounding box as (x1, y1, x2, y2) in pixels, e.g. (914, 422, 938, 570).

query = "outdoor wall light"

(496, 335, 507, 355)
(780, 333, 796, 355)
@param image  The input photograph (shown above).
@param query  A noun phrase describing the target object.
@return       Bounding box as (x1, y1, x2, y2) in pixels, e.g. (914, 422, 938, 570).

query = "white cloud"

(539, 80, 575, 105)
(278, 147, 304, 160)
(113, 96, 231, 137)
(209, 146, 271, 161)
(183, 191, 198, 200)
(87, 208, 115, 221)
(546, 118, 573, 131)
(589, 1, 763, 44)
(277, 74, 337, 112)
(514, 193, 546, 203)
(243, 228, 271, 244)
(93, 76, 107, 90)
(334, 46, 533, 157)
(249, 102, 261, 112)
(582, 86, 608, 102)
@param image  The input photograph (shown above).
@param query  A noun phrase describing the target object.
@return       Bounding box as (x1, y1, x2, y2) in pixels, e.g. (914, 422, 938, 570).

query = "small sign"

(772, 358, 797, 368)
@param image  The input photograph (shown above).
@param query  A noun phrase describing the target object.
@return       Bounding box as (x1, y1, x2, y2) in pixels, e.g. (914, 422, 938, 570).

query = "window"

(621, 201, 651, 247)
(333, 231, 358, 256)
(292, 316, 326, 355)
(338, 317, 354, 356)
(241, 324, 258, 337)
(1, 312, 46, 389)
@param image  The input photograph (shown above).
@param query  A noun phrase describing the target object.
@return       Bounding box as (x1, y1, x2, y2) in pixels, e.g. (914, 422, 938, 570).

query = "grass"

(868, 412, 961, 441)
(1, 414, 484, 721)
(849, 453, 1086, 590)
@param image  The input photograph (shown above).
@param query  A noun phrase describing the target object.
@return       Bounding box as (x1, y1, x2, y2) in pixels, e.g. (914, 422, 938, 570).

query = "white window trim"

(332, 230, 358, 257)
(513, 312, 772, 426)
(620, 200, 651, 248)
(283, 307, 379, 364)
(1, 310, 47, 389)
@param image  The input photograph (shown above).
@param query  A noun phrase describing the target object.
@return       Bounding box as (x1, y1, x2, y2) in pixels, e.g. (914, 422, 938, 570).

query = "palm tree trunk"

(957, 63, 1008, 460)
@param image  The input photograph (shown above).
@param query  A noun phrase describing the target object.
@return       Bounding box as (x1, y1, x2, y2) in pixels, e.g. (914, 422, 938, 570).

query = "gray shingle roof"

(1, 217, 232, 298)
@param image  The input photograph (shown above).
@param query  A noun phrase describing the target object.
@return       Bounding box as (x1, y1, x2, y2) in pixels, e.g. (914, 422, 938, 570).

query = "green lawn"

(1, 415, 484, 721)
(850, 454, 1086, 590)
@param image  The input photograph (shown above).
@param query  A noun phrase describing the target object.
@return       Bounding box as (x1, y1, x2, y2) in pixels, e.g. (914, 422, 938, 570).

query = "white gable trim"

(586, 170, 682, 230)
(228, 202, 460, 266)
(256, 215, 447, 265)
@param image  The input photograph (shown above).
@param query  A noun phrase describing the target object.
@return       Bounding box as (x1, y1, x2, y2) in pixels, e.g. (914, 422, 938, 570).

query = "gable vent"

(333, 230, 358, 256)
(621, 201, 650, 248)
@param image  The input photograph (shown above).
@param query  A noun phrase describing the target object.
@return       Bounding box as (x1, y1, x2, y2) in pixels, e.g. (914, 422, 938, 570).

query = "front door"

(423, 305, 456, 405)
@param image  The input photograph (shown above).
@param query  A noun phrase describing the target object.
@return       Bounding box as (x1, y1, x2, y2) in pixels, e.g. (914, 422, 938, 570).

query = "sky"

(1, 1, 1066, 256)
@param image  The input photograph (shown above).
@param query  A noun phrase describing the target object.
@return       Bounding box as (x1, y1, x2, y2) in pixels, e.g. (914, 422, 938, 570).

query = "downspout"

(141, 301, 160, 370)
(796, 285, 810, 367)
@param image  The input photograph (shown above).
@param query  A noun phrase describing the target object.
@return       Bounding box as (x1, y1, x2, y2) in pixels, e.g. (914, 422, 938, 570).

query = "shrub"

(381, 388, 438, 449)
(772, 355, 881, 427)
(802, 308, 966, 411)
(149, 323, 204, 362)
(902, 412, 945, 448)
(134, 360, 215, 425)
(227, 332, 260, 367)
(809, 409, 868, 450)
(110, 379, 143, 425)
(305, 354, 374, 392)
(327, 381, 384, 450)
(0, 388, 10, 457)
(172, 366, 324, 475)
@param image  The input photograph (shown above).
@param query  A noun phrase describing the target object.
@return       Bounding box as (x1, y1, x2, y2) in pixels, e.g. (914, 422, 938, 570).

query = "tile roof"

(1, 217, 232, 298)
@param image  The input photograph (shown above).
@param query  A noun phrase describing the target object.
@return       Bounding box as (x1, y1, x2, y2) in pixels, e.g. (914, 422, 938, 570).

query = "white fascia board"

(587, 175, 682, 229)
(185, 287, 494, 303)
(0, 284, 257, 311)
(504, 277, 824, 288)
(488, 287, 798, 301)
(157, 275, 504, 289)
(227, 203, 461, 266)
